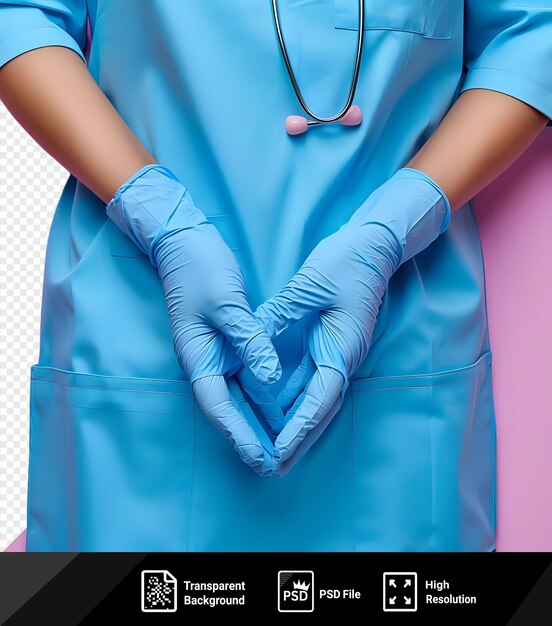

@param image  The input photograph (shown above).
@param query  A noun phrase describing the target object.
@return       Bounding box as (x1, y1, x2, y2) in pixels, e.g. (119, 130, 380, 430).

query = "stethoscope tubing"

(271, 0, 365, 124)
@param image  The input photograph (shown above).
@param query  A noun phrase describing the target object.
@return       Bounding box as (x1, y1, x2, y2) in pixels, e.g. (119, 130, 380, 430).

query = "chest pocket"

(334, 0, 460, 39)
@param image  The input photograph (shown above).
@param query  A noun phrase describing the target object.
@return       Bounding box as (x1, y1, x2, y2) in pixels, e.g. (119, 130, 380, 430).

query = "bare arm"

(1, 48, 548, 211)
(407, 89, 549, 211)
(0, 46, 155, 203)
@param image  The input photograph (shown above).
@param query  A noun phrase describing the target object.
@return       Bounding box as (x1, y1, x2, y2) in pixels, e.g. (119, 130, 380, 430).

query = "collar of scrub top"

(271, 0, 365, 135)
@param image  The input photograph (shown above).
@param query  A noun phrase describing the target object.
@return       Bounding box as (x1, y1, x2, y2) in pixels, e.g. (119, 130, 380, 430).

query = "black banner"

(0, 553, 550, 624)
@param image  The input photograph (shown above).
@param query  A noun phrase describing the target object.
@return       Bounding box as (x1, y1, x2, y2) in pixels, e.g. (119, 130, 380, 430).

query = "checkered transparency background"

(0, 103, 69, 549)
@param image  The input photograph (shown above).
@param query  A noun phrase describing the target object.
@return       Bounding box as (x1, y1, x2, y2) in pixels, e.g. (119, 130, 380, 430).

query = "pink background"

(473, 127, 552, 551)
(5, 130, 552, 554)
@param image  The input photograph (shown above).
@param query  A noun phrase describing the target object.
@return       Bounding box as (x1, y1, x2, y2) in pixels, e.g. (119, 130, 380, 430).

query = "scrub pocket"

(351, 351, 496, 551)
(334, 0, 461, 39)
(26, 365, 194, 552)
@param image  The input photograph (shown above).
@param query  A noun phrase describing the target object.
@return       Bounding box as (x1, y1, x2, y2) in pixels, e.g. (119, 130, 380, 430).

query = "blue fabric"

(460, 0, 552, 123)
(6, 0, 548, 550)
(0, 2, 87, 68)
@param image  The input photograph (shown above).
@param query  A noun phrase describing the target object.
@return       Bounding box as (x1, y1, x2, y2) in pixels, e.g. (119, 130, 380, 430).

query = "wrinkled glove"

(106, 163, 282, 475)
(254, 168, 451, 476)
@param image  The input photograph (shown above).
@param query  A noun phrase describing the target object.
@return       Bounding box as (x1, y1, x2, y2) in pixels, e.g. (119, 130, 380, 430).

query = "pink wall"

(473, 128, 552, 551)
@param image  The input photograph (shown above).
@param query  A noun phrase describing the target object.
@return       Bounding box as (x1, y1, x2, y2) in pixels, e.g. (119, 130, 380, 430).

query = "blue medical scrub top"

(1, 0, 551, 552)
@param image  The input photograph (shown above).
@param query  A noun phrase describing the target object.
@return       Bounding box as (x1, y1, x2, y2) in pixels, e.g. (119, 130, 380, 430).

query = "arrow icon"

(383, 573, 417, 612)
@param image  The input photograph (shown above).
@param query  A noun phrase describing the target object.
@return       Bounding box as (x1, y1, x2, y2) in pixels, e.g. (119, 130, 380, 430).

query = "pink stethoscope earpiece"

(286, 105, 363, 136)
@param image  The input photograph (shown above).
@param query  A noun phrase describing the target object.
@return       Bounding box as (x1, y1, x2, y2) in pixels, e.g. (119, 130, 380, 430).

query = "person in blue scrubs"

(0, 1, 550, 552)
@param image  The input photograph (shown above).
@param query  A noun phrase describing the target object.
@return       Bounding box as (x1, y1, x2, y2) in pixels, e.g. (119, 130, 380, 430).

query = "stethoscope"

(271, 0, 365, 135)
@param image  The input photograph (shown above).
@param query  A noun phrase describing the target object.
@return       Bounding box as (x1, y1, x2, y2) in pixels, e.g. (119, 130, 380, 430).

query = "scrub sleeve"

(0, 2, 87, 68)
(460, 0, 552, 124)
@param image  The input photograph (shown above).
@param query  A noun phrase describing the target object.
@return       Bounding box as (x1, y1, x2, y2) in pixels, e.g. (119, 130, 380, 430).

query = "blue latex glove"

(106, 163, 282, 476)
(254, 168, 451, 476)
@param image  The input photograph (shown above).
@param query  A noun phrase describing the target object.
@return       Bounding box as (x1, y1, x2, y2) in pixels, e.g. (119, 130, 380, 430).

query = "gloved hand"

(254, 168, 451, 476)
(106, 163, 283, 476)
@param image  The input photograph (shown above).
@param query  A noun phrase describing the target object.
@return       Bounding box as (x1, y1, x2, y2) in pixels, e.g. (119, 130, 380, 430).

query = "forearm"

(407, 89, 549, 211)
(0, 46, 155, 203)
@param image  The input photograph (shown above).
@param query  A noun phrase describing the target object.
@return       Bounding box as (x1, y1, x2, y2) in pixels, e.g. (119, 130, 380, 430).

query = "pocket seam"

(109, 222, 149, 259)
(425, 0, 460, 40)
(31, 364, 192, 396)
(31, 396, 185, 415)
(31, 364, 190, 385)
(207, 214, 240, 252)
(351, 351, 492, 393)
(111, 252, 149, 259)
(335, 23, 426, 36)
(107, 216, 148, 259)
(490, 385, 498, 538)
(334, 0, 457, 40)
(31, 376, 192, 397)
(353, 375, 483, 395)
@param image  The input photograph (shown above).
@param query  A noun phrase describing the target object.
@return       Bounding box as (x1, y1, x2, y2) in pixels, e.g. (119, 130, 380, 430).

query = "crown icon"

(293, 580, 311, 592)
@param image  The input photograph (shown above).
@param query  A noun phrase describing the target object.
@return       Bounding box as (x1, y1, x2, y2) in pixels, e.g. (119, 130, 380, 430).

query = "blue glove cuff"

(105, 163, 199, 266)
(350, 167, 451, 266)
(106, 163, 180, 203)
(398, 167, 452, 234)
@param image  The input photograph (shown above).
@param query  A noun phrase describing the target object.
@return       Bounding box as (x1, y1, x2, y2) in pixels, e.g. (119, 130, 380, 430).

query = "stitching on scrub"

(187, 400, 197, 552)
(426, 0, 460, 40)
(353, 27, 426, 35)
(351, 396, 357, 552)
(412, 257, 434, 374)
(473, 200, 494, 366)
(26, 401, 36, 542)
(0, 25, 63, 46)
(62, 387, 77, 549)
(429, 377, 436, 551)
(31, 377, 192, 396)
(334, 0, 458, 40)
(335, 22, 426, 36)
(351, 351, 491, 386)
(352, 373, 485, 394)
(472, 66, 552, 95)
(490, 389, 498, 538)
(32, 365, 190, 384)
(111, 251, 148, 259)
(31, 366, 192, 386)
(31, 396, 183, 416)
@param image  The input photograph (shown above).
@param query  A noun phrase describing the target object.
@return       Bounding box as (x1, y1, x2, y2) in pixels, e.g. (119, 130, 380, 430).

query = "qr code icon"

(141, 570, 178, 612)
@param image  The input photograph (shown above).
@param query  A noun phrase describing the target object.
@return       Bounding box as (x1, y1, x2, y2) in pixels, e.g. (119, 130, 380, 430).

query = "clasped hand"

(107, 165, 449, 477)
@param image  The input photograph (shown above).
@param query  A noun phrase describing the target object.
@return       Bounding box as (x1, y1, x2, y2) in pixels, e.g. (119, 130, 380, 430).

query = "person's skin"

(406, 88, 548, 209)
(0, 46, 548, 209)
(0, 47, 156, 204)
